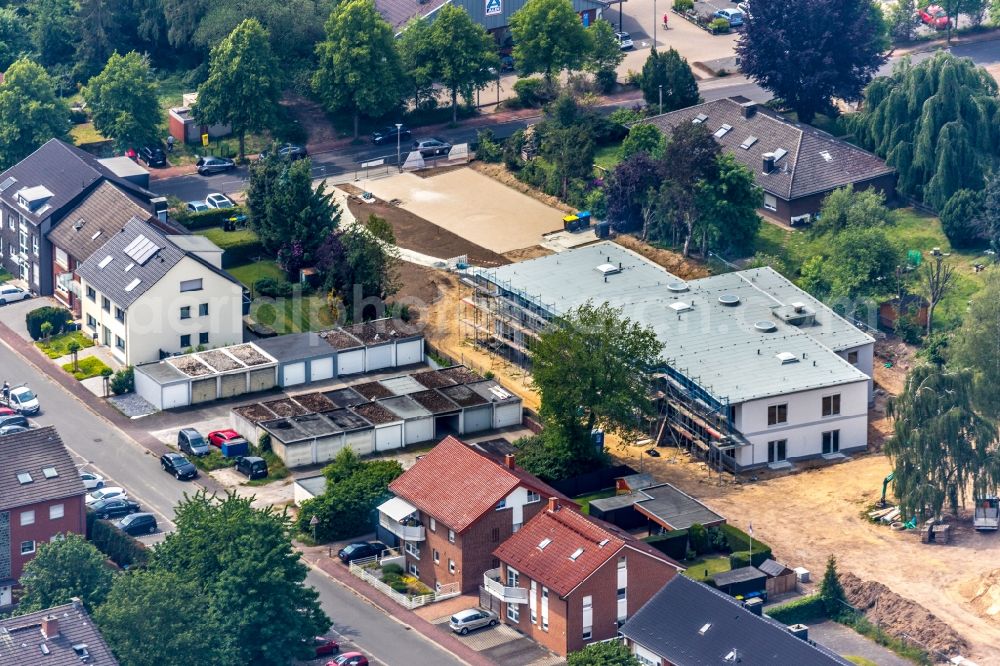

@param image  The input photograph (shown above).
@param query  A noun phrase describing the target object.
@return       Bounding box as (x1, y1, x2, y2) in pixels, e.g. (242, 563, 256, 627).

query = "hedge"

(175, 206, 246, 231)
(25, 306, 72, 341)
(644, 529, 689, 561)
(218, 236, 263, 268)
(85, 510, 149, 568)
(765, 594, 827, 624)
(729, 548, 774, 568)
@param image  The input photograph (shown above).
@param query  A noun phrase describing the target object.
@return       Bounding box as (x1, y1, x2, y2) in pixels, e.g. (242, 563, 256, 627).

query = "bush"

(503, 129, 526, 170)
(688, 523, 710, 555)
(25, 306, 72, 341)
(766, 594, 827, 624)
(673, 0, 693, 9)
(382, 563, 404, 576)
(189, 449, 235, 472)
(594, 68, 617, 94)
(940, 189, 985, 248)
(390, 581, 409, 594)
(110, 366, 134, 395)
(86, 510, 149, 568)
(709, 17, 730, 32)
(513, 77, 554, 107)
(254, 278, 293, 298)
(257, 433, 272, 454)
(175, 206, 246, 231)
(729, 548, 773, 568)
(720, 524, 772, 566)
(644, 529, 689, 560)
(475, 129, 503, 163)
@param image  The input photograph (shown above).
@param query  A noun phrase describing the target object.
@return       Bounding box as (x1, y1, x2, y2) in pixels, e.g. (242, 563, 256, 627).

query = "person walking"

(2, 380, 9, 403)
(166, 135, 175, 153)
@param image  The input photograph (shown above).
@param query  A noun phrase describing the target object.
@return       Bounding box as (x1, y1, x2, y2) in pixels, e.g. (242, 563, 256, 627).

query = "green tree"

(95, 569, 235, 666)
(653, 121, 720, 256)
(584, 19, 624, 91)
(427, 5, 497, 123)
(510, 0, 588, 82)
(0, 58, 70, 169)
(981, 174, 1000, 255)
(26, 0, 77, 68)
(567, 640, 640, 666)
(0, 9, 33, 72)
(541, 123, 595, 200)
(696, 152, 762, 256)
(246, 154, 340, 277)
(313, 0, 405, 138)
(824, 226, 901, 301)
(886, 0, 917, 42)
(813, 185, 895, 236)
(885, 364, 1000, 518)
(940, 189, 985, 248)
(83, 51, 162, 150)
(315, 214, 400, 317)
(819, 555, 849, 618)
(849, 52, 1000, 208)
(398, 18, 436, 110)
(195, 19, 280, 160)
(951, 272, 1000, 413)
(621, 124, 665, 160)
(921, 252, 956, 336)
(188, 0, 329, 62)
(640, 47, 700, 113)
(18, 534, 114, 614)
(74, 0, 120, 80)
(154, 492, 330, 664)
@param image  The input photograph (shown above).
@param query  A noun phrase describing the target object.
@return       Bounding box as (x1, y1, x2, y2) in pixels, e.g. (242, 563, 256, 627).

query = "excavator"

(880, 472, 894, 508)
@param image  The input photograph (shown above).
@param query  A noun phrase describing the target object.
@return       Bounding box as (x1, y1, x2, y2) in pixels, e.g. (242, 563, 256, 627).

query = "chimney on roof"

(504, 453, 515, 469)
(548, 497, 561, 512)
(41, 615, 59, 639)
(762, 153, 776, 174)
(151, 196, 168, 223)
(741, 102, 757, 119)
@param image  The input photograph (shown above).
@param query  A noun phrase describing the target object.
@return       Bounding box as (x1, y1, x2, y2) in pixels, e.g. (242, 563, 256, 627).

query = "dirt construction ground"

(360, 168, 568, 253)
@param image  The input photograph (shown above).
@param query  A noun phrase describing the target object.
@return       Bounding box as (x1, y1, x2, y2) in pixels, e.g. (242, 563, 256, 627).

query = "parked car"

(327, 652, 368, 666)
(196, 156, 236, 176)
(0, 284, 30, 305)
(259, 144, 308, 160)
(1, 386, 39, 415)
(205, 193, 234, 209)
(178, 428, 211, 456)
(337, 542, 382, 564)
(917, 4, 950, 29)
(615, 31, 634, 49)
(234, 456, 267, 480)
(371, 125, 411, 145)
(449, 608, 498, 635)
(713, 8, 743, 25)
(0, 407, 13, 416)
(80, 471, 105, 490)
(0, 424, 29, 436)
(0, 414, 28, 430)
(90, 497, 140, 520)
(207, 429, 244, 448)
(86, 486, 127, 506)
(411, 138, 451, 158)
(117, 512, 157, 536)
(139, 145, 167, 167)
(499, 54, 515, 72)
(311, 636, 339, 657)
(186, 200, 210, 213)
(161, 452, 198, 480)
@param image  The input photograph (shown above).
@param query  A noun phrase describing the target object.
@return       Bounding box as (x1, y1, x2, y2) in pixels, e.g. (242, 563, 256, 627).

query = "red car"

(312, 636, 339, 657)
(207, 429, 243, 448)
(917, 4, 950, 29)
(0, 407, 14, 417)
(328, 653, 368, 666)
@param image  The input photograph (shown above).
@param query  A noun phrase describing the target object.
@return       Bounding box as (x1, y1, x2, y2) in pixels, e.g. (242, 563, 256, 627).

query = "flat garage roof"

(591, 483, 725, 531)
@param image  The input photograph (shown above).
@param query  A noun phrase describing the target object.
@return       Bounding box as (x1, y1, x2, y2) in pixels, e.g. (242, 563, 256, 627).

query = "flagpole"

(748, 522, 753, 563)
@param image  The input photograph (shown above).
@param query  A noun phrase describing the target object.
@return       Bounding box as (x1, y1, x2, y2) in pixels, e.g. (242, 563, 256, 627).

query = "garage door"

(314, 433, 343, 464)
(282, 362, 306, 387)
(162, 383, 189, 410)
(345, 428, 375, 455)
(404, 416, 434, 445)
(283, 442, 314, 468)
(494, 402, 522, 429)
(461, 405, 493, 434)
(338, 350, 364, 376)
(310, 356, 335, 382)
(374, 423, 403, 451)
(395, 339, 423, 366)
(365, 344, 393, 372)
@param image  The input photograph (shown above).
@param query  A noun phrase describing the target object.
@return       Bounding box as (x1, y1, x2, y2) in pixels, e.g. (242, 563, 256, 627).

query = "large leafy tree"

(982, 174, 1000, 256)
(26, 0, 77, 68)
(74, 0, 120, 80)
(940, 188, 985, 248)
(246, 154, 340, 278)
(398, 18, 436, 110)
(0, 59, 70, 169)
(313, 0, 405, 138)
(736, 0, 887, 122)
(604, 152, 665, 234)
(950, 271, 1000, 413)
(189, 0, 329, 62)
(195, 18, 281, 160)
(0, 9, 33, 72)
(813, 185, 895, 237)
(83, 51, 162, 150)
(695, 153, 762, 256)
(823, 226, 901, 301)
(154, 492, 330, 665)
(654, 121, 720, 256)
(427, 5, 497, 123)
(315, 214, 400, 318)
(849, 52, 1000, 208)
(95, 569, 235, 666)
(568, 640, 640, 666)
(17, 534, 114, 614)
(584, 18, 624, 90)
(885, 364, 1000, 518)
(640, 47, 700, 113)
(510, 0, 588, 82)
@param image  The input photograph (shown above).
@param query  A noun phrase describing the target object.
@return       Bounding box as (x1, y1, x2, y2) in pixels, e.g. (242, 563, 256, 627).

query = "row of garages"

(230, 366, 523, 468)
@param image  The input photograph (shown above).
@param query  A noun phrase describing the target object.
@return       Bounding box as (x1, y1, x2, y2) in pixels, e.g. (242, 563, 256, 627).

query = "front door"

(767, 439, 786, 463)
(102, 325, 111, 346)
(822, 430, 840, 454)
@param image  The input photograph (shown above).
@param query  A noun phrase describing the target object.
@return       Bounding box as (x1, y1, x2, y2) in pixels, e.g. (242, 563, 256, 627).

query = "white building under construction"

(461, 242, 875, 471)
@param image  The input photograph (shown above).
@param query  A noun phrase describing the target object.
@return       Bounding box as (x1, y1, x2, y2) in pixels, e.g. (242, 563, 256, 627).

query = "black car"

(371, 125, 411, 145)
(259, 144, 308, 160)
(0, 424, 29, 436)
(117, 512, 157, 536)
(196, 155, 236, 176)
(161, 452, 197, 480)
(338, 542, 382, 564)
(0, 414, 28, 429)
(140, 145, 167, 167)
(91, 497, 141, 520)
(412, 138, 452, 158)
(178, 428, 211, 456)
(235, 456, 268, 480)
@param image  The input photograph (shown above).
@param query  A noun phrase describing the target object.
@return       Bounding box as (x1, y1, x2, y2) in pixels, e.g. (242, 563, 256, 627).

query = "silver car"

(449, 608, 498, 635)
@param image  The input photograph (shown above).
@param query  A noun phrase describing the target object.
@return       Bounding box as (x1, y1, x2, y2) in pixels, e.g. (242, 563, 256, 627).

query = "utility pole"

(659, 84, 663, 115)
(395, 123, 403, 172)
(653, 0, 657, 50)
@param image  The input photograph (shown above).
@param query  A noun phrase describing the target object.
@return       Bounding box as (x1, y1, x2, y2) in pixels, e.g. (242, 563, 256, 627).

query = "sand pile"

(960, 569, 1000, 623)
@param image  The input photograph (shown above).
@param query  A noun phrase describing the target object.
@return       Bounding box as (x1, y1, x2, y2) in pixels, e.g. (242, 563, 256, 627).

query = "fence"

(550, 464, 637, 497)
(348, 557, 460, 610)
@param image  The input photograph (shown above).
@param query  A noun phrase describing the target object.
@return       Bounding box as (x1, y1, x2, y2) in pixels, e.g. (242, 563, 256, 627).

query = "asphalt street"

(0, 333, 466, 666)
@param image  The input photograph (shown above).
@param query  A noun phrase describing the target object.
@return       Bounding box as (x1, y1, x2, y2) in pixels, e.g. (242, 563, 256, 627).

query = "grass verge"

(62, 356, 112, 380)
(36, 331, 95, 359)
(244, 451, 291, 486)
(681, 554, 732, 582)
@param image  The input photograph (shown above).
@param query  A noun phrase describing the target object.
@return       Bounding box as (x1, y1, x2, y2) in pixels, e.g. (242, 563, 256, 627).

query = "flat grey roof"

(439, 384, 490, 407)
(324, 387, 367, 408)
(590, 493, 643, 512)
(713, 566, 766, 587)
(295, 475, 328, 497)
(136, 360, 187, 385)
(165, 234, 222, 254)
(378, 395, 432, 420)
(323, 408, 372, 431)
(379, 375, 428, 396)
(632, 483, 726, 531)
(467, 380, 519, 404)
(256, 332, 334, 363)
(98, 155, 149, 178)
(475, 242, 872, 404)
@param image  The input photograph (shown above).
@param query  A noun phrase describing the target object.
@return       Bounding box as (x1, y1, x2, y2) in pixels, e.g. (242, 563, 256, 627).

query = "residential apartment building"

(490, 498, 681, 656)
(379, 435, 567, 594)
(0, 599, 119, 665)
(0, 427, 87, 608)
(465, 242, 875, 471)
(0, 139, 158, 295)
(76, 217, 243, 365)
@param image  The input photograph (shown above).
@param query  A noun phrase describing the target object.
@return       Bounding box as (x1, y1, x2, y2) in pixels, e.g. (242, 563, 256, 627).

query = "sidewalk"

(893, 26, 1000, 56)
(298, 543, 493, 666)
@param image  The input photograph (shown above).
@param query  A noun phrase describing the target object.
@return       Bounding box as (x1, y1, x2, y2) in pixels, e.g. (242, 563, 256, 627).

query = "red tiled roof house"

(491, 498, 682, 656)
(380, 435, 568, 595)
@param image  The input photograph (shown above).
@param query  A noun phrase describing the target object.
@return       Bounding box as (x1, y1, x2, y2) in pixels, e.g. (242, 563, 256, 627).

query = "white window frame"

(448, 559, 455, 574)
(767, 403, 788, 426)
(404, 541, 420, 559)
(433, 549, 439, 564)
(49, 504, 64, 520)
(507, 602, 520, 622)
(529, 581, 538, 624)
(526, 490, 540, 503)
(541, 587, 549, 631)
(429, 517, 436, 532)
(180, 278, 203, 292)
(582, 595, 593, 640)
(32, 234, 38, 256)
(20, 540, 35, 555)
(448, 528, 455, 543)
(20, 510, 34, 526)
(763, 193, 777, 211)
(408, 563, 419, 576)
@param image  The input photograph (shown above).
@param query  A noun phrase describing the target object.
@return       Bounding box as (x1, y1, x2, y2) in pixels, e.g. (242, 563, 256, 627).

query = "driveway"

(429, 614, 563, 666)
(808, 619, 913, 666)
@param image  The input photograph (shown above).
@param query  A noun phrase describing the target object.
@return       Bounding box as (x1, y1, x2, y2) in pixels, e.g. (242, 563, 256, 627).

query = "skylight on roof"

(699, 623, 712, 635)
(820, 150, 833, 162)
(669, 301, 692, 313)
(598, 538, 610, 547)
(773, 148, 788, 162)
(124, 262, 134, 272)
(713, 124, 732, 138)
(538, 538, 552, 550)
(125, 278, 141, 292)
(692, 113, 708, 124)
(98, 255, 113, 269)
(17, 472, 32, 485)
(569, 547, 584, 561)
(596, 263, 620, 276)
(740, 136, 758, 150)
(776, 351, 799, 364)
(91, 230, 102, 240)
(0, 176, 17, 192)
(42, 467, 58, 479)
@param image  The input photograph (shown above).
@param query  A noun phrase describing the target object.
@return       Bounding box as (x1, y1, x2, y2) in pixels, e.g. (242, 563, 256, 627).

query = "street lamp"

(659, 84, 663, 115)
(653, 0, 657, 50)
(395, 123, 403, 172)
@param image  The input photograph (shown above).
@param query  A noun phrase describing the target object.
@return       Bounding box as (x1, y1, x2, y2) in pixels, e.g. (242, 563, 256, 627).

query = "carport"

(589, 483, 726, 535)
(255, 332, 337, 387)
(379, 396, 434, 445)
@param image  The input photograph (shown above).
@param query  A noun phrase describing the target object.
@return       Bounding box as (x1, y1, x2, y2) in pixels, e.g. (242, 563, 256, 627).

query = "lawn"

(196, 226, 259, 251)
(69, 123, 107, 145)
(681, 554, 732, 582)
(594, 144, 624, 172)
(62, 356, 112, 381)
(228, 260, 285, 289)
(573, 488, 617, 515)
(0, 268, 10, 282)
(36, 331, 95, 359)
(250, 294, 337, 334)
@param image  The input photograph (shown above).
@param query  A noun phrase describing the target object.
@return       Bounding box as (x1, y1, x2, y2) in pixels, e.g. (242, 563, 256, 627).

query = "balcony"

(483, 568, 528, 604)
(377, 496, 425, 542)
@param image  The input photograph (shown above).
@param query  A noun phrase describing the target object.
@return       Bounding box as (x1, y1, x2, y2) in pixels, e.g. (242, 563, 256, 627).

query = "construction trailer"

(974, 497, 1000, 531)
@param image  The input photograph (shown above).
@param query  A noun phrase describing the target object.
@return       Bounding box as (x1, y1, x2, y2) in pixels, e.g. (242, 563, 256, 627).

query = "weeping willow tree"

(849, 52, 1000, 209)
(884, 364, 1000, 519)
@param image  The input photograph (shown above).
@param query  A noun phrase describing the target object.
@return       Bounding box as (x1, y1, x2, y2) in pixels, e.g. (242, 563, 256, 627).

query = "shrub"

(503, 129, 526, 170)
(257, 433, 272, 454)
(190, 449, 235, 472)
(475, 129, 503, 163)
(643, 529, 689, 560)
(254, 278, 293, 298)
(729, 548, 773, 568)
(86, 510, 149, 568)
(110, 366, 134, 395)
(709, 17, 730, 32)
(594, 68, 617, 94)
(25, 306, 72, 341)
(766, 594, 827, 624)
(390, 581, 409, 594)
(673, 0, 693, 10)
(688, 523, 710, 555)
(382, 563, 404, 576)
(513, 77, 554, 107)
(176, 206, 246, 231)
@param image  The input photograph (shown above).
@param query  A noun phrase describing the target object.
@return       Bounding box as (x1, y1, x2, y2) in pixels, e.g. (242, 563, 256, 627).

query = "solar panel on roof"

(124, 234, 160, 265)
(0, 176, 17, 192)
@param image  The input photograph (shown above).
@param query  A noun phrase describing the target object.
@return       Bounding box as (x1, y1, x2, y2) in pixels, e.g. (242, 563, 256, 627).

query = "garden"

(644, 523, 772, 584)
(35, 330, 94, 359)
(377, 562, 433, 598)
(62, 356, 113, 381)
